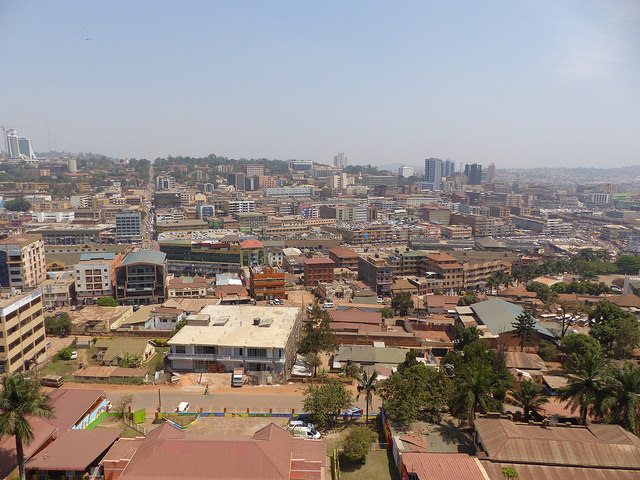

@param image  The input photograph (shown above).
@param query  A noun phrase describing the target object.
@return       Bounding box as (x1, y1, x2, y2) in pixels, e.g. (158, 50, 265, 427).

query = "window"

(247, 348, 267, 357)
(174, 345, 186, 354)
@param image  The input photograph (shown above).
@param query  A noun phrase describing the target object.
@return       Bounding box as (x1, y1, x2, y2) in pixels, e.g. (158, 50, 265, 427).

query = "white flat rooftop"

(168, 304, 301, 349)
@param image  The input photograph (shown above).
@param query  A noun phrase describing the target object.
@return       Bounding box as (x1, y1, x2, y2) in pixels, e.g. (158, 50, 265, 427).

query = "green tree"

(526, 282, 557, 303)
(299, 307, 338, 356)
(556, 300, 589, 338)
(507, 380, 548, 422)
(390, 292, 414, 315)
(3, 197, 32, 212)
(343, 363, 361, 380)
(589, 300, 640, 358)
(173, 319, 186, 333)
(97, 296, 119, 307)
(379, 364, 450, 425)
(116, 393, 134, 419)
(511, 310, 537, 352)
(0, 373, 55, 480)
(601, 362, 640, 435)
(304, 352, 322, 378)
(560, 334, 602, 362)
(118, 353, 142, 368)
(449, 365, 496, 426)
(457, 290, 479, 306)
(340, 425, 377, 465)
(397, 350, 419, 373)
(380, 307, 395, 319)
(55, 345, 75, 361)
(538, 340, 559, 362)
(558, 350, 608, 424)
(303, 380, 353, 429)
(453, 325, 481, 351)
(44, 313, 73, 336)
(357, 370, 378, 424)
(615, 255, 640, 275)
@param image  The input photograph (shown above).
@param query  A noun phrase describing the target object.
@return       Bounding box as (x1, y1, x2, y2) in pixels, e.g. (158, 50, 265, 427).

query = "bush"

(538, 340, 559, 362)
(341, 426, 377, 464)
(380, 307, 395, 319)
(55, 346, 75, 361)
(152, 339, 168, 347)
(97, 296, 119, 307)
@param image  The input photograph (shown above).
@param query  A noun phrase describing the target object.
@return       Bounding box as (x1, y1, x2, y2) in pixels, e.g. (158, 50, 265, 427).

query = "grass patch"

(148, 347, 168, 375)
(40, 359, 79, 381)
(120, 423, 144, 438)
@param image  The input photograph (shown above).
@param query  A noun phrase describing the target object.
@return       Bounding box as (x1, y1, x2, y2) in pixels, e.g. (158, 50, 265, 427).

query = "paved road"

(103, 386, 381, 415)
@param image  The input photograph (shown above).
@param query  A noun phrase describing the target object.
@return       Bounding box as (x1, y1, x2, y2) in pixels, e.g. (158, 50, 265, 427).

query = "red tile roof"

(402, 453, 488, 480)
(303, 257, 335, 265)
(240, 239, 265, 249)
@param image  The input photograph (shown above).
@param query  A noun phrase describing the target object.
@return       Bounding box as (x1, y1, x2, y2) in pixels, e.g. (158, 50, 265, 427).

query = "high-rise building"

(115, 211, 143, 242)
(229, 172, 246, 192)
(398, 166, 414, 178)
(0, 235, 46, 288)
(157, 176, 176, 190)
(68, 158, 78, 173)
(242, 164, 265, 176)
(486, 163, 496, 184)
(333, 153, 348, 168)
(443, 159, 456, 177)
(465, 163, 483, 185)
(5, 129, 36, 159)
(424, 158, 444, 191)
(0, 289, 47, 373)
(115, 251, 167, 305)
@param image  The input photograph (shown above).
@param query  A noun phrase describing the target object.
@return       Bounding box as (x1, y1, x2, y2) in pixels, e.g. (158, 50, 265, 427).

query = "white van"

(178, 402, 190, 413)
(323, 301, 334, 309)
(290, 425, 321, 439)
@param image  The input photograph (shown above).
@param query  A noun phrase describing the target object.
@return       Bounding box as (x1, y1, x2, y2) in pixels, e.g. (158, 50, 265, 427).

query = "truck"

(232, 368, 244, 387)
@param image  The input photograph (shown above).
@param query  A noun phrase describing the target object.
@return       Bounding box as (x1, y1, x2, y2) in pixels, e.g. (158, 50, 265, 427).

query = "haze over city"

(2, 1, 640, 167)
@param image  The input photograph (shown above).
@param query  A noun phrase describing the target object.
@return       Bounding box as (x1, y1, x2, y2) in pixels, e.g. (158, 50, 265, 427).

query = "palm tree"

(450, 365, 496, 426)
(357, 370, 378, 424)
(601, 362, 640, 435)
(558, 351, 608, 424)
(507, 380, 549, 422)
(0, 373, 55, 480)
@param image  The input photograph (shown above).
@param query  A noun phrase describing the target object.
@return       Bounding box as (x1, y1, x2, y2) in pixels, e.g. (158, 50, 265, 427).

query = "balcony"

(169, 352, 281, 363)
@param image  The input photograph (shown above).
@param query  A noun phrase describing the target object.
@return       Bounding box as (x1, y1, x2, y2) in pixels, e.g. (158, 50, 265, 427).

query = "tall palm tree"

(507, 379, 549, 422)
(558, 351, 608, 425)
(356, 370, 378, 424)
(601, 362, 640, 435)
(0, 373, 54, 480)
(449, 365, 496, 426)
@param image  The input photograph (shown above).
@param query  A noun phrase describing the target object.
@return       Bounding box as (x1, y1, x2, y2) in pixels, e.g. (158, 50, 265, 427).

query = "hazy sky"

(1, 1, 639, 168)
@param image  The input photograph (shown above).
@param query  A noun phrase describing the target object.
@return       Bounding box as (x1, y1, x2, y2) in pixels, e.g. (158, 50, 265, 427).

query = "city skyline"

(2, 1, 639, 167)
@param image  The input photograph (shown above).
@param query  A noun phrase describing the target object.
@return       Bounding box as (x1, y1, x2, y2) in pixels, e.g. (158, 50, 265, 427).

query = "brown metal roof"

(402, 453, 489, 480)
(504, 352, 547, 371)
(329, 307, 381, 325)
(47, 388, 105, 432)
(26, 429, 120, 472)
(475, 418, 640, 469)
(0, 417, 57, 478)
(329, 246, 358, 258)
(303, 257, 335, 265)
(481, 461, 640, 480)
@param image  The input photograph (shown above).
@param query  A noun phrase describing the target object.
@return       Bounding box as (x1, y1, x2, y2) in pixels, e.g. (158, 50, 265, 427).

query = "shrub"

(538, 340, 559, 362)
(341, 425, 377, 464)
(55, 346, 75, 361)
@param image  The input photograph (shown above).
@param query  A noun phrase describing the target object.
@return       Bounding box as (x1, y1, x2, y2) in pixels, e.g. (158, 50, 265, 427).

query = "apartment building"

(115, 251, 167, 305)
(234, 213, 268, 231)
(335, 224, 400, 245)
(40, 271, 75, 308)
(303, 257, 335, 286)
(167, 276, 208, 298)
(462, 259, 511, 289)
(263, 186, 314, 198)
(168, 305, 303, 377)
(249, 266, 286, 301)
(241, 164, 265, 176)
(423, 253, 464, 291)
(75, 252, 122, 304)
(358, 253, 393, 296)
(0, 234, 46, 289)
(422, 206, 451, 226)
(441, 225, 473, 239)
(329, 246, 359, 270)
(0, 289, 46, 373)
(115, 211, 143, 242)
(227, 200, 256, 214)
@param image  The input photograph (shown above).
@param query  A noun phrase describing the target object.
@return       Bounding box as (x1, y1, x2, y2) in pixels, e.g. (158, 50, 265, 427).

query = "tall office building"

(465, 163, 483, 185)
(5, 129, 36, 159)
(333, 153, 348, 168)
(157, 176, 176, 190)
(115, 211, 143, 242)
(443, 159, 456, 177)
(398, 166, 414, 178)
(424, 158, 444, 191)
(486, 163, 496, 184)
(242, 164, 265, 176)
(0, 235, 46, 288)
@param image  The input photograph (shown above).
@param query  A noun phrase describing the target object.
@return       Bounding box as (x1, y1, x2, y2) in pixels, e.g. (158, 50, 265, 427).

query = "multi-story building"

(443, 159, 456, 177)
(115, 211, 143, 242)
(300, 205, 319, 219)
(461, 259, 511, 289)
(422, 206, 450, 226)
(423, 253, 464, 291)
(333, 152, 348, 167)
(303, 257, 335, 286)
(228, 172, 246, 192)
(486, 163, 496, 184)
(424, 158, 443, 191)
(329, 246, 359, 270)
(115, 250, 167, 305)
(249, 265, 285, 301)
(358, 254, 393, 296)
(267, 247, 284, 268)
(288, 160, 313, 171)
(0, 289, 46, 373)
(465, 163, 483, 185)
(155, 219, 209, 234)
(27, 224, 112, 245)
(335, 224, 401, 245)
(0, 235, 47, 288)
(234, 213, 268, 231)
(167, 276, 208, 298)
(157, 176, 176, 190)
(258, 175, 278, 188)
(40, 271, 75, 308)
(168, 305, 303, 376)
(441, 225, 473, 239)
(75, 252, 122, 304)
(197, 204, 215, 220)
(263, 186, 314, 198)
(242, 164, 265, 176)
(31, 211, 76, 223)
(227, 200, 256, 214)
(398, 166, 414, 178)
